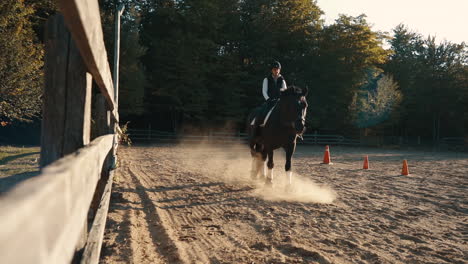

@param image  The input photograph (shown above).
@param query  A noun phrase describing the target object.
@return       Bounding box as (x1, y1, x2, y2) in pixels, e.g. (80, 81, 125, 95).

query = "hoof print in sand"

(279, 244, 330, 264)
(179, 225, 197, 242)
(223, 211, 237, 220)
(179, 235, 197, 242)
(205, 225, 225, 235)
(399, 234, 426, 244)
(260, 226, 275, 234)
(181, 225, 195, 231)
(250, 242, 272, 252)
(201, 217, 213, 221)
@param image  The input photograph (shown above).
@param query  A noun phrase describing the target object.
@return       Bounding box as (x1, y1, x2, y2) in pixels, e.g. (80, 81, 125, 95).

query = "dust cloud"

(253, 174, 336, 204)
(175, 141, 336, 204)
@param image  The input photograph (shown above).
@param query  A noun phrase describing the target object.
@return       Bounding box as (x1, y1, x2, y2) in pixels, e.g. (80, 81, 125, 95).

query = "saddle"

(251, 99, 279, 127)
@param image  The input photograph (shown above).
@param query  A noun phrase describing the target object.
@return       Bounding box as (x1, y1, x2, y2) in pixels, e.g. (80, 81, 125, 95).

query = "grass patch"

(0, 146, 40, 193)
(0, 146, 39, 159)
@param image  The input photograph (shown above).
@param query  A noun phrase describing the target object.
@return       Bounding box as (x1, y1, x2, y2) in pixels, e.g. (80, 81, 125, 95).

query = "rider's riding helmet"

(270, 61, 281, 69)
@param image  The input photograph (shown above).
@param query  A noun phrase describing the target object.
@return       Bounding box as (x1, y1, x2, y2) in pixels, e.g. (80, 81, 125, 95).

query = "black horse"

(247, 86, 308, 186)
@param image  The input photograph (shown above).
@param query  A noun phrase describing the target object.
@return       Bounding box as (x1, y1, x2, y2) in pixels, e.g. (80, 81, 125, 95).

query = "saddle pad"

(250, 105, 277, 127)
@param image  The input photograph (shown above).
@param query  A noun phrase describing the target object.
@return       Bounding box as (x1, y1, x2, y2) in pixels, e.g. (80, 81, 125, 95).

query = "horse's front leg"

(265, 149, 274, 185)
(284, 143, 296, 186)
(250, 143, 264, 180)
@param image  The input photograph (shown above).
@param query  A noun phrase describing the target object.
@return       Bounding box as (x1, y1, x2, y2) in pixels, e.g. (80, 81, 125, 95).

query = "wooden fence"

(438, 137, 467, 151)
(0, 1, 118, 263)
(128, 129, 466, 150)
(127, 129, 361, 145)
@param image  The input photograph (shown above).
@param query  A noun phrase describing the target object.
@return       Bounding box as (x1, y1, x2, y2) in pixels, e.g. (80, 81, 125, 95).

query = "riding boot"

(253, 99, 275, 139)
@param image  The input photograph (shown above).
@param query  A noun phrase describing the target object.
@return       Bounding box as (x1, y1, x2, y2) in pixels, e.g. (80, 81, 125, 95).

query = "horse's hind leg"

(251, 155, 265, 180)
(265, 150, 274, 186)
(250, 143, 258, 179)
(250, 143, 264, 180)
(250, 155, 258, 179)
(258, 151, 266, 179)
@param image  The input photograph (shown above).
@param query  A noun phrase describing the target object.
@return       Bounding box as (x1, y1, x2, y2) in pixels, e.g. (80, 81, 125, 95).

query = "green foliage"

(0, 146, 39, 179)
(0, 0, 44, 124)
(99, 0, 148, 118)
(118, 8, 147, 116)
(385, 24, 468, 138)
(5, 0, 466, 140)
(350, 72, 402, 128)
(140, 0, 324, 125)
(310, 14, 390, 131)
(238, 0, 323, 106)
(127, 2, 399, 134)
(142, 0, 245, 122)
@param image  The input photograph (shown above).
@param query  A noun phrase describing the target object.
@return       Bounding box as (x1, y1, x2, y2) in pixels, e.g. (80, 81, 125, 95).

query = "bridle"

(282, 96, 307, 136)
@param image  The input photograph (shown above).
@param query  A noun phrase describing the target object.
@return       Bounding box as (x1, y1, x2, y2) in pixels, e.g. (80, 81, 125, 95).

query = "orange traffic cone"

(321, 145, 333, 164)
(401, 160, 410, 176)
(363, 155, 369, 169)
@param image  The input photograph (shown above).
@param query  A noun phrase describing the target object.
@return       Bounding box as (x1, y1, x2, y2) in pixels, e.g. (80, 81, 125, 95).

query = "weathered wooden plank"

(80, 170, 115, 264)
(41, 14, 94, 167)
(57, 0, 115, 111)
(40, 14, 70, 168)
(63, 31, 93, 156)
(0, 135, 114, 264)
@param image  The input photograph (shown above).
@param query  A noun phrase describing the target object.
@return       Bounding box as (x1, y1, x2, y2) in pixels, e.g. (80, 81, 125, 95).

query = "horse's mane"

(281, 85, 304, 97)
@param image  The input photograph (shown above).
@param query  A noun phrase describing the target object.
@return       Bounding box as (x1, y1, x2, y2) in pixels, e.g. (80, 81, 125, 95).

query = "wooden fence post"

(41, 14, 93, 259)
(63, 37, 93, 155)
(40, 14, 70, 168)
(41, 14, 92, 166)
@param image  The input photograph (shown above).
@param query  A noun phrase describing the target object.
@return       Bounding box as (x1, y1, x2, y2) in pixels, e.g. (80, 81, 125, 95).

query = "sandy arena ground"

(100, 143, 467, 264)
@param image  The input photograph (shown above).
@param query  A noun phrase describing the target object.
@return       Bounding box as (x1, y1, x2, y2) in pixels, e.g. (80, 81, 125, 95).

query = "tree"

(141, 0, 246, 126)
(416, 37, 467, 139)
(99, 0, 148, 119)
(238, 0, 323, 106)
(0, 0, 43, 124)
(311, 14, 390, 132)
(385, 24, 468, 140)
(119, 18, 148, 116)
(383, 25, 422, 136)
(349, 72, 402, 134)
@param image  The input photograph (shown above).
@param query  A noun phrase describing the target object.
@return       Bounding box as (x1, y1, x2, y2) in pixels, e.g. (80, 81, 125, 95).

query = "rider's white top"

(262, 75, 287, 100)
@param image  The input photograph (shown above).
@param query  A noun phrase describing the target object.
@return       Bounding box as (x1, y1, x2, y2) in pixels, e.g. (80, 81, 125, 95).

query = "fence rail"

(127, 129, 468, 151)
(0, 1, 119, 263)
(300, 134, 361, 145)
(0, 135, 114, 264)
(438, 137, 467, 151)
(59, 0, 116, 114)
(127, 129, 361, 145)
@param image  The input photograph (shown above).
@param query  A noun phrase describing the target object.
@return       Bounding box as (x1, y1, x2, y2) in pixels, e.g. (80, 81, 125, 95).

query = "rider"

(253, 61, 287, 136)
(262, 61, 287, 102)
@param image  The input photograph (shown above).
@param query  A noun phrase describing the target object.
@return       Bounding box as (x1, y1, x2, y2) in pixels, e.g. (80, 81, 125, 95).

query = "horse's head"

(280, 86, 308, 135)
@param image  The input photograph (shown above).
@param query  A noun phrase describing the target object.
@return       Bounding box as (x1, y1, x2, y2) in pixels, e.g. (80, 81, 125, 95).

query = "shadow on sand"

(0, 170, 40, 194)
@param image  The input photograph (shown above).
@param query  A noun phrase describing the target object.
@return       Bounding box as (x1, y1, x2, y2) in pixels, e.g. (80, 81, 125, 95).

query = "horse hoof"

(284, 184, 293, 193)
(264, 179, 273, 187)
(250, 170, 258, 180)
